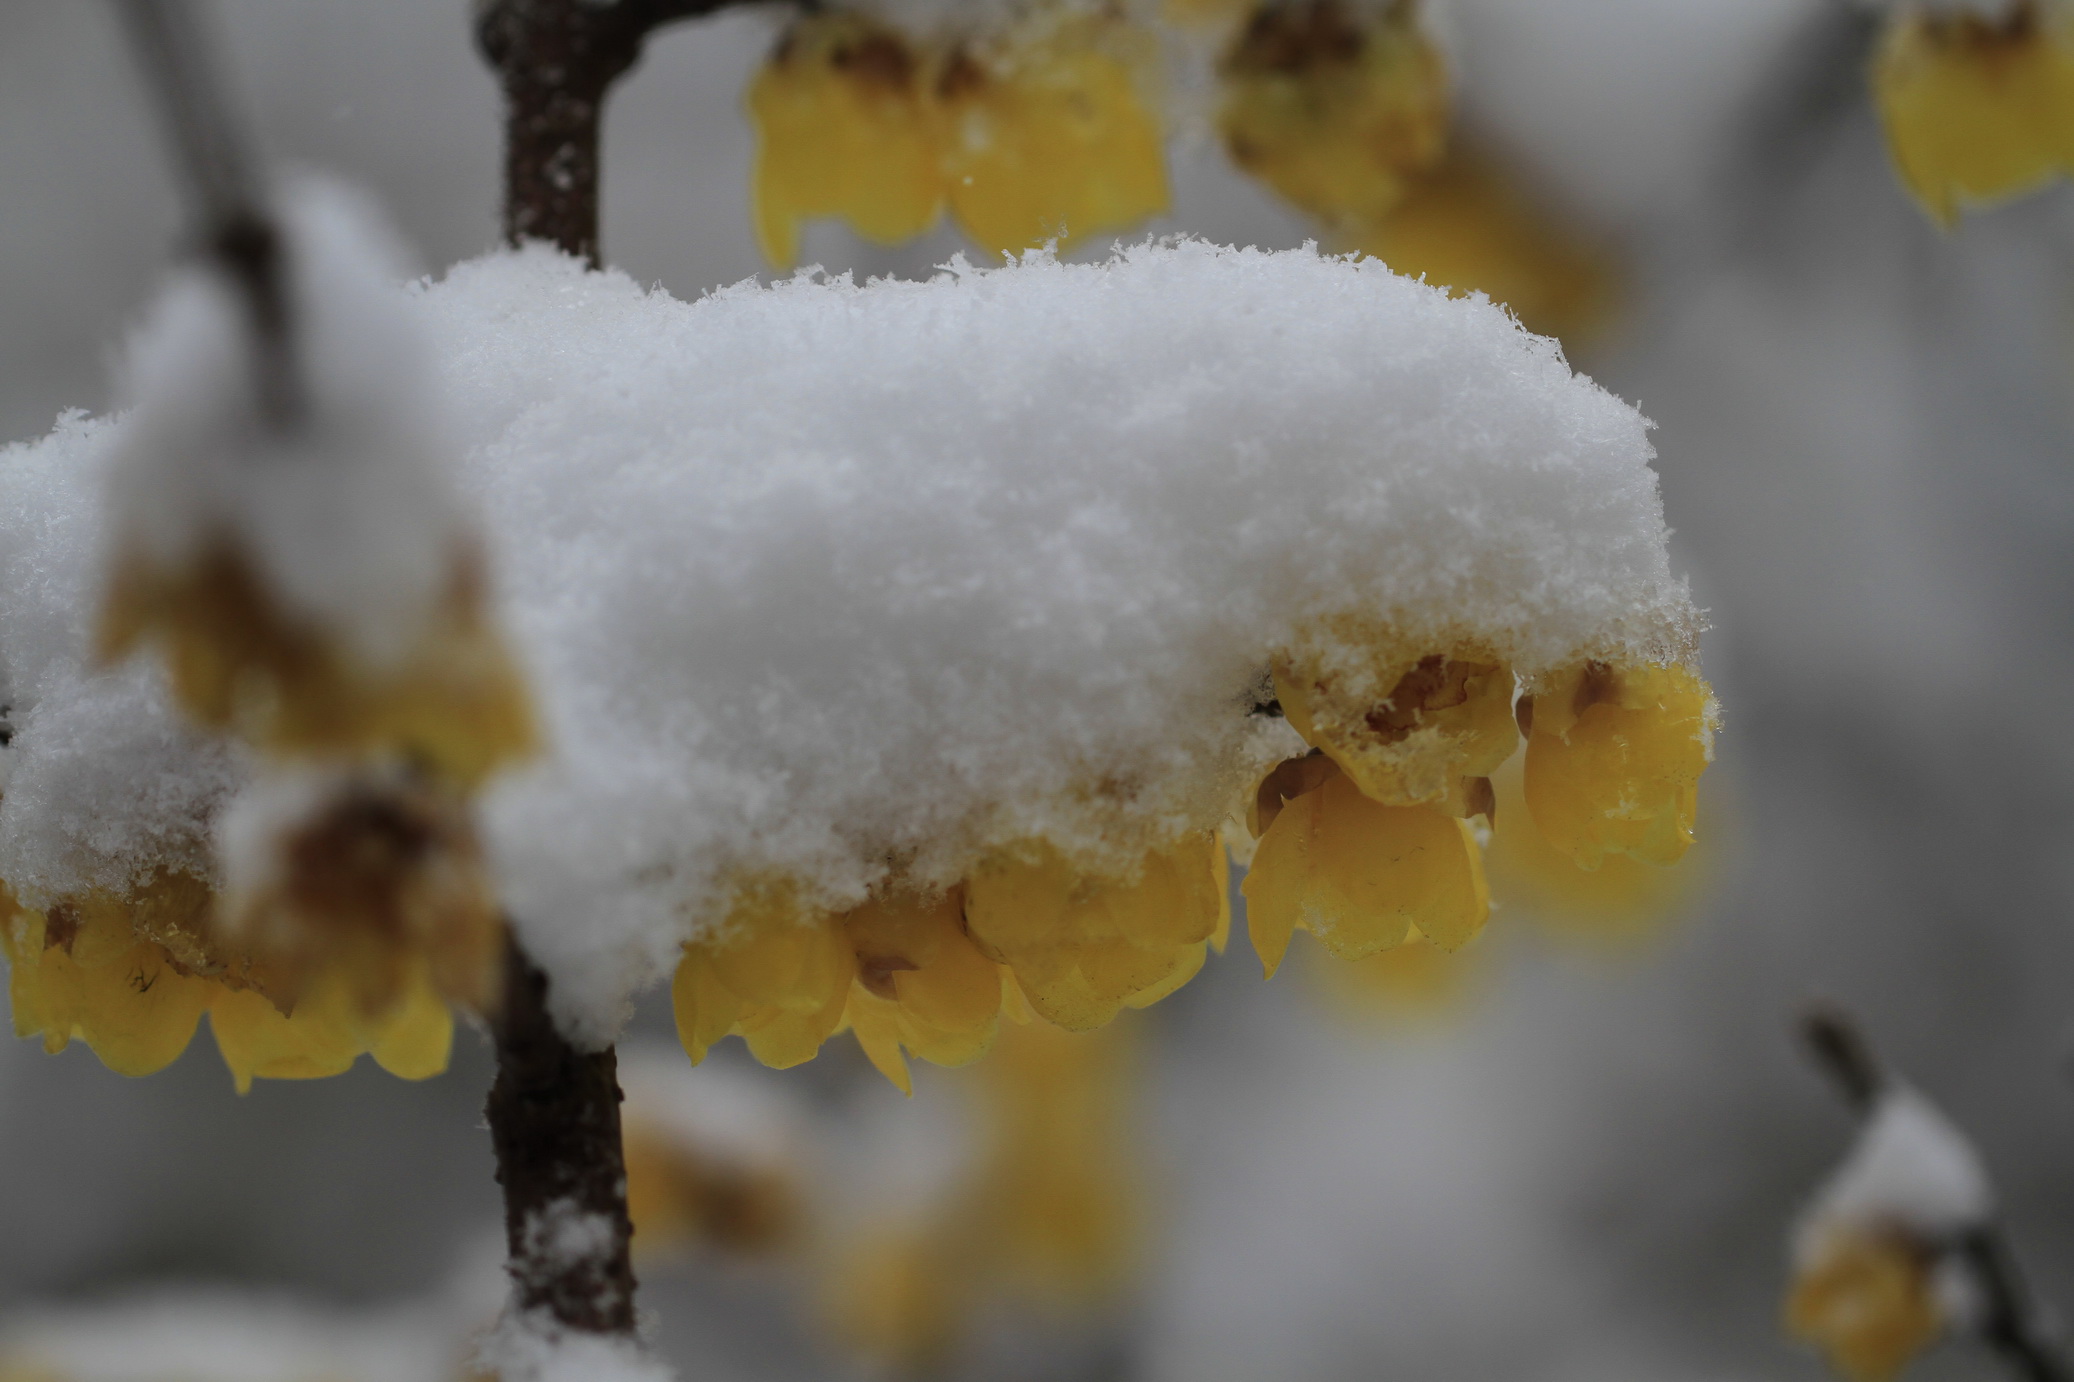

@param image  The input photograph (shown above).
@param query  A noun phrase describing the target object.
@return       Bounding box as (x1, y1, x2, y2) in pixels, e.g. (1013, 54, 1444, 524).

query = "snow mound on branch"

(1796, 1087, 1994, 1252)
(0, 221, 1697, 1046)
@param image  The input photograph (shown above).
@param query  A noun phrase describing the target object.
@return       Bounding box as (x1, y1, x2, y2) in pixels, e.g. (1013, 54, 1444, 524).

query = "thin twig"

(109, 0, 300, 426)
(1797, 1004, 2073, 1382)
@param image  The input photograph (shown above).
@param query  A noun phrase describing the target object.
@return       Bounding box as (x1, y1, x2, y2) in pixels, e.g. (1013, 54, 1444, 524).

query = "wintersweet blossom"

(1872, 0, 2074, 223)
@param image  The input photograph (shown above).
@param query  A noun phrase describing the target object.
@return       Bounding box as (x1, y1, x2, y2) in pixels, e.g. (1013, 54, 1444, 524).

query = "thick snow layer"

(1796, 1087, 1994, 1254)
(105, 178, 465, 671)
(0, 230, 1697, 1045)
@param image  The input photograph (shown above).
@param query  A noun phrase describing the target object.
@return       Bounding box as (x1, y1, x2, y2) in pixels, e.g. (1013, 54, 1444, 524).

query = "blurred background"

(4, 1, 2074, 1379)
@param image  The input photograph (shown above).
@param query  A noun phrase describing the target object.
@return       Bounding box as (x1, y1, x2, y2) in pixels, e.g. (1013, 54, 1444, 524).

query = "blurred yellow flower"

(1483, 758, 1696, 942)
(939, 15, 1170, 256)
(749, 12, 944, 268)
(1786, 1225, 1944, 1382)
(1218, 0, 1449, 230)
(1873, 1, 2074, 224)
(98, 541, 534, 791)
(1355, 141, 1617, 347)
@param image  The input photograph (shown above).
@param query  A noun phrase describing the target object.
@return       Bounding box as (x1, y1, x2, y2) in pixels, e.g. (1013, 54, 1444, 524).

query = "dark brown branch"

(475, 0, 769, 266)
(486, 933, 638, 1335)
(1797, 1004, 2072, 1382)
(111, 0, 301, 426)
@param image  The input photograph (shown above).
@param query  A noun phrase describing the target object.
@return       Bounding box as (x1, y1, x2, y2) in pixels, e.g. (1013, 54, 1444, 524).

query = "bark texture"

(486, 936, 638, 1334)
(476, 0, 750, 265)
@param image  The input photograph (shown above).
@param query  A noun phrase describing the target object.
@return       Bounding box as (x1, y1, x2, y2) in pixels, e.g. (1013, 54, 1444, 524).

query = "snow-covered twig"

(476, 0, 773, 264)
(109, 0, 300, 427)
(1797, 1005, 2072, 1382)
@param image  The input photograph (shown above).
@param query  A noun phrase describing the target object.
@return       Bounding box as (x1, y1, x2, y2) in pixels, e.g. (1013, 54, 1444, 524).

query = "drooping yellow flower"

(1484, 757, 1696, 940)
(1217, 0, 1450, 231)
(1786, 1225, 1944, 1382)
(967, 1018, 1138, 1303)
(964, 833, 1227, 1033)
(825, 1224, 971, 1375)
(840, 886, 1002, 1094)
(939, 14, 1170, 256)
(1873, 1, 2074, 225)
(1355, 141, 1617, 347)
(673, 880, 859, 1070)
(1273, 641, 1515, 815)
(1, 877, 212, 1078)
(1, 871, 456, 1090)
(622, 1125, 799, 1261)
(206, 961, 452, 1094)
(748, 12, 945, 268)
(216, 768, 503, 1021)
(1243, 765, 1487, 977)
(1519, 660, 1713, 870)
(97, 541, 534, 790)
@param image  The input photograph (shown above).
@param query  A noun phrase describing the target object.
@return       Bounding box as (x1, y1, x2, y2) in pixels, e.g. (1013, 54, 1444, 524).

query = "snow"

(476, 1310, 675, 1382)
(0, 219, 1699, 1046)
(1795, 1087, 1994, 1255)
(103, 177, 467, 672)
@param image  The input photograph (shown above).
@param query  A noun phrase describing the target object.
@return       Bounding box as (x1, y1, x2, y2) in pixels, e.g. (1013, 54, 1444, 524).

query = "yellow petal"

(942, 18, 1168, 255)
(1217, 0, 1449, 229)
(207, 983, 363, 1095)
(844, 987, 916, 1095)
(1522, 661, 1713, 869)
(1873, 6, 2074, 224)
(671, 945, 742, 1065)
(1243, 772, 1488, 967)
(749, 13, 944, 267)
(368, 972, 454, 1081)
(1786, 1228, 1942, 1382)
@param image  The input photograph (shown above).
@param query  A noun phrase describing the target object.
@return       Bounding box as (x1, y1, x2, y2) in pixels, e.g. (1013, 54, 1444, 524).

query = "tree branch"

(485, 933, 639, 1335)
(110, 0, 300, 426)
(1797, 1004, 2072, 1382)
(474, 0, 774, 266)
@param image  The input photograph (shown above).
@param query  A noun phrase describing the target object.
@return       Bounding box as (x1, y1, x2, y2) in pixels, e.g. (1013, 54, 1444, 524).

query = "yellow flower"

(1873, 1, 2074, 225)
(1518, 660, 1713, 870)
(939, 15, 1170, 256)
(1354, 141, 1617, 347)
(1786, 1225, 1943, 1382)
(840, 886, 1002, 1094)
(673, 880, 858, 1070)
(748, 12, 945, 268)
(967, 1018, 1138, 1302)
(1242, 763, 1487, 977)
(1217, 0, 1450, 231)
(964, 833, 1227, 1033)
(97, 540, 534, 790)
(1, 872, 456, 1091)
(206, 962, 452, 1094)
(621, 1122, 799, 1260)
(1273, 641, 1515, 815)
(1, 877, 212, 1078)
(825, 1224, 970, 1375)
(1484, 756, 1696, 940)
(217, 769, 504, 1021)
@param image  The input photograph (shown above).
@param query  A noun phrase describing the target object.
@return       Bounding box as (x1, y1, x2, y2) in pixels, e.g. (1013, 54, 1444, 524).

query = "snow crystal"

(1796, 1087, 1994, 1255)
(0, 224, 1698, 1045)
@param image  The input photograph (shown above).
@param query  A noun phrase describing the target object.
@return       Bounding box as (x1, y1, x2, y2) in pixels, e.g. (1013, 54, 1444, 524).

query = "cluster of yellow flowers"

(752, 0, 1613, 343)
(2, 766, 505, 1092)
(750, 7, 1169, 264)
(3, 472, 533, 1093)
(1873, 0, 2074, 224)
(676, 628, 1713, 1089)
